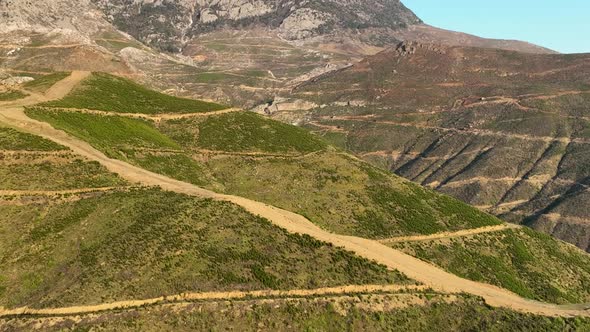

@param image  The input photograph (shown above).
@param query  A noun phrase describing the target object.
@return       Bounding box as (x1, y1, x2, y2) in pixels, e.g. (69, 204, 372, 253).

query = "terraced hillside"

(288, 42, 590, 252)
(0, 125, 126, 191)
(2, 71, 590, 330)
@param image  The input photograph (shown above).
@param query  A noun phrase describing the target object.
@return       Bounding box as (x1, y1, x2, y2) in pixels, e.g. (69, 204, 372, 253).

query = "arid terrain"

(1, 0, 590, 330)
(284, 42, 590, 252)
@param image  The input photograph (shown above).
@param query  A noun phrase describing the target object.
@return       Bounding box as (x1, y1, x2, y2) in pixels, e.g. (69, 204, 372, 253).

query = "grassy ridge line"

(0, 285, 427, 317)
(39, 72, 227, 114)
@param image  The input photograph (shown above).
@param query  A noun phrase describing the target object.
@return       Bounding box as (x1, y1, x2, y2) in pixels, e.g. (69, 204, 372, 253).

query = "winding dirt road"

(1, 72, 589, 318)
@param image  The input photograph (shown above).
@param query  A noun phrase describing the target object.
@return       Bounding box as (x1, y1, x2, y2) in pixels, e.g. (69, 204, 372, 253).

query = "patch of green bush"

(170, 112, 327, 153)
(0, 90, 28, 101)
(0, 127, 66, 151)
(25, 109, 180, 156)
(40, 72, 226, 114)
(393, 228, 590, 304)
(0, 188, 410, 309)
(22, 72, 70, 93)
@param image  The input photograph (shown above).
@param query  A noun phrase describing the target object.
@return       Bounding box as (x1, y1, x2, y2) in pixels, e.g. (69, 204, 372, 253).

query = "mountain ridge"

(286, 40, 590, 251)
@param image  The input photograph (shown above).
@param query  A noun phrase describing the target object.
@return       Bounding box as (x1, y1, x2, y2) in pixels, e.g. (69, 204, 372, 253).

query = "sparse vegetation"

(0, 188, 409, 309)
(392, 228, 590, 304)
(39, 72, 227, 114)
(0, 90, 28, 101)
(207, 152, 501, 238)
(294, 45, 590, 252)
(0, 158, 126, 190)
(3, 294, 589, 331)
(123, 149, 213, 186)
(22, 72, 70, 93)
(0, 126, 126, 190)
(160, 112, 328, 153)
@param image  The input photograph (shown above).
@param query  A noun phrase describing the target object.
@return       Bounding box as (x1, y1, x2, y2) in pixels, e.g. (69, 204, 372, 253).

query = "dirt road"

(1, 72, 589, 318)
(0, 285, 426, 317)
(379, 224, 520, 243)
(33, 106, 242, 122)
(0, 187, 131, 197)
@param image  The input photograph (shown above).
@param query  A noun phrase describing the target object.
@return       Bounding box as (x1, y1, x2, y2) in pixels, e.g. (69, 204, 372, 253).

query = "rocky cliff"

(92, 0, 421, 51)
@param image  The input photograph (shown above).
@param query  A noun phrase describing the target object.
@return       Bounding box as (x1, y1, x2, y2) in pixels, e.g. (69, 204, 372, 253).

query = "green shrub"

(22, 72, 70, 93)
(40, 72, 227, 114)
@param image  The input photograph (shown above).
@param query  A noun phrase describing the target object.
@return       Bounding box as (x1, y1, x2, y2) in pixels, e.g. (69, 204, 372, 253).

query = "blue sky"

(402, 0, 590, 54)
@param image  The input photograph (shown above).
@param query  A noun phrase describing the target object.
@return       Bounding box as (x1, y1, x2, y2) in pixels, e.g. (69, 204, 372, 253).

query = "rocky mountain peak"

(91, 0, 422, 51)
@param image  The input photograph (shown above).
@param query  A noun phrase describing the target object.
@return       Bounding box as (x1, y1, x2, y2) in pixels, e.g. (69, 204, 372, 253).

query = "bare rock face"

(0, 0, 110, 35)
(91, 0, 421, 52)
(279, 8, 334, 40)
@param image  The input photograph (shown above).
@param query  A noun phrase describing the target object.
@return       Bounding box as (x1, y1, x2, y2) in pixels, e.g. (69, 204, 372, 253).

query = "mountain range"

(1, 0, 590, 330)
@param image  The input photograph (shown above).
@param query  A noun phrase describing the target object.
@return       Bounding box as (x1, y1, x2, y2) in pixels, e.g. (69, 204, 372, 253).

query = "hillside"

(93, 0, 421, 52)
(0, 78, 410, 316)
(1, 0, 590, 329)
(2, 73, 590, 329)
(26, 72, 505, 239)
(1, 0, 555, 110)
(4, 73, 590, 316)
(288, 42, 590, 252)
(4, 295, 590, 331)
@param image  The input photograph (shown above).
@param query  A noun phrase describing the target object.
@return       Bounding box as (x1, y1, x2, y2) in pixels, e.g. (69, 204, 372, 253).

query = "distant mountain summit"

(92, 0, 422, 51)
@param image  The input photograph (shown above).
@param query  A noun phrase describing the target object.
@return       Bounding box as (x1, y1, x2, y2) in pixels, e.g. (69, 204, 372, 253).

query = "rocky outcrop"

(91, 0, 421, 51)
(0, 0, 110, 35)
(279, 8, 334, 40)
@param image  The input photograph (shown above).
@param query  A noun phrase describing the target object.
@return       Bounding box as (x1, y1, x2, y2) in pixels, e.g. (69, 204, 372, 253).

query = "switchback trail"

(0, 285, 426, 317)
(1, 72, 589, 318)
